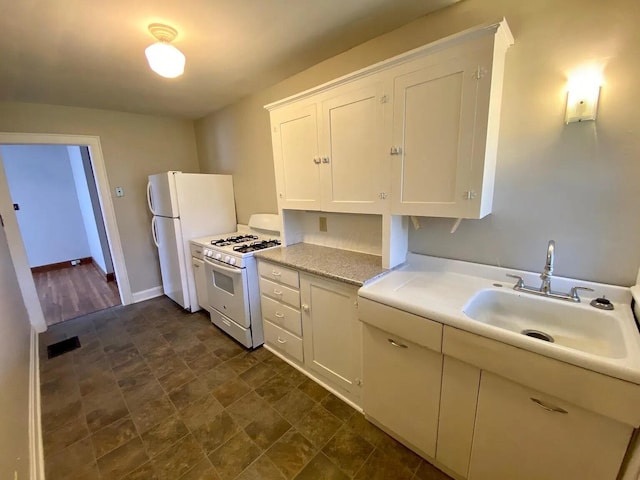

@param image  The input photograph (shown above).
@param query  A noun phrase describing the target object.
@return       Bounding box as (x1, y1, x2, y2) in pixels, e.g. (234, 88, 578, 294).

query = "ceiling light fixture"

(145, 23, 185, 79)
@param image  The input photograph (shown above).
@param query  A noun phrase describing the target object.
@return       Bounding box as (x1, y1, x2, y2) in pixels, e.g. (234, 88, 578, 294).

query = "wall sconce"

(565, 70, 602, 124)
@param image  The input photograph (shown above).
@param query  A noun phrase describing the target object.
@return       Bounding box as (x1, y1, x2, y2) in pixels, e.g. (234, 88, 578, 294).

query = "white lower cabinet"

(362, 323, 442, 458)
(436, 356, 481, 477)
(468, 371, 633, 480)
(301, 273, 362, 402)
(191, 257, 207, 310)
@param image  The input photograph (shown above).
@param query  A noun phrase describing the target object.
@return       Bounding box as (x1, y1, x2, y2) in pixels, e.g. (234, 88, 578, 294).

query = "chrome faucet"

(506, 240, 594, 302)
(539, 240, 555, 293)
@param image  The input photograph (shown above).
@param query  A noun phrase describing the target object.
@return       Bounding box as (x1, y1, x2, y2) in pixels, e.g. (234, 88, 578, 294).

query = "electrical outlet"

(115, 186, 124, 197)
(319, 216, 328, 232)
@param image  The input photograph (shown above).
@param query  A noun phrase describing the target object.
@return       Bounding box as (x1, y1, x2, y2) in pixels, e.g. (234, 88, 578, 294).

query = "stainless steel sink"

(463, 288, 627, 358)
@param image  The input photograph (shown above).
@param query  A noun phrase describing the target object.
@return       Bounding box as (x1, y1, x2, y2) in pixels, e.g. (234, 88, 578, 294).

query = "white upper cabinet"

(388, 33, 510, 218)
(319, 81, 388, 213)
(266, 21, 513, 219)
(390, 51, 483, 217)
(270, 79, 388, 213)
(270, 102, 322, 210)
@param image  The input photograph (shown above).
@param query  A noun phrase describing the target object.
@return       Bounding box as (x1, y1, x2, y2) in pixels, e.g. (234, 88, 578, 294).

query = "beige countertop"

(255, 243, 389, 286)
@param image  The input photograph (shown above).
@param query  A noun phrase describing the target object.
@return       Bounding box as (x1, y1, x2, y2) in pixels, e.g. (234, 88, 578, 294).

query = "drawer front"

(358, 297, 443, 352)
(443, 326, 640, 427)
(264, 320, 303, 363)
(258, 260, 299, 288)
(260, 277, 301, 308)
(190, 243, 205, 259)
(210, 308, 252, 347)
(261, 295, 302, 336)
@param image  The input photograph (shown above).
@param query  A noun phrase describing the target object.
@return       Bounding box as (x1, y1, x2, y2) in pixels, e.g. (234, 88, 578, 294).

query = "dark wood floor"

(33, 263, 120, 327)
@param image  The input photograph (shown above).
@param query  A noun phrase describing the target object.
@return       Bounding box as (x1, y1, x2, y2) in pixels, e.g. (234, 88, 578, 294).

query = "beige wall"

(195, 0, 640, 286)
(0, 102, 200, 293)
(0, 224, 31, 478)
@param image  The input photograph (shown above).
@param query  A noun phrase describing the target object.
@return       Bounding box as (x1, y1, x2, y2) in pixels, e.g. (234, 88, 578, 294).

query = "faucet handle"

(506, 274, 524, 289)
(569, 286, 594, 302)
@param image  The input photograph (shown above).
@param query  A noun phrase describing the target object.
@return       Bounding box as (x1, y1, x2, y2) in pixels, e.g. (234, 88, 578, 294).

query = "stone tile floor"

(39, 296, 452, 480)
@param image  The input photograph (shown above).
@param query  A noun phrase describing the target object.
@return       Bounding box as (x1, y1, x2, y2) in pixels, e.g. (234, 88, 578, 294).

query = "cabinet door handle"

(275, 312, 284, 318)
(277, 337, 287, 344)
(530, 398, 568, 414)
(272, 270, 281, 277)
(193, 264, 200, 268)
(388, 338, 408, 349)
(322, 156, 330, 164)
(313, 157, 321, 164)
(302, 304, 309, 312)
(273, 289, 283, 295)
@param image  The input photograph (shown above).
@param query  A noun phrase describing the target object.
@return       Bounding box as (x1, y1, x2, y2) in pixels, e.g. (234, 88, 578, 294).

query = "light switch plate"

(115, 187, 124, 197)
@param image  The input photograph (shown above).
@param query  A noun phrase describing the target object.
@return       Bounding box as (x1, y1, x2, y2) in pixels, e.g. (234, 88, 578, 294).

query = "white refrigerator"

(147, 171, 236, 311)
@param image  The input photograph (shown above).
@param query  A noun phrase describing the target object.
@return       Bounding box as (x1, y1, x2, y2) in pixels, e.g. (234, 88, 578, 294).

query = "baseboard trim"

(91, 260, 116, 283)
(29, 328, 44, 480)
(31, 256, 93, 274)
(131, 286, 163, 303)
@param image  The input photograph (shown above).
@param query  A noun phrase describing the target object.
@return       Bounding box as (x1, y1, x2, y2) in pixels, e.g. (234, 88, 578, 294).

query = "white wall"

(0, 102, 200, 294)
(1, 145, 90, 267)
(196, 0, 640, 286)
(0, 219, 31, 478)
(67, 145, 106, 272)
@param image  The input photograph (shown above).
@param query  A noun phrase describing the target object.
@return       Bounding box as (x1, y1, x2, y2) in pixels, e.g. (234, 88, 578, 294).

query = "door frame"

(0, 132, 132, 332)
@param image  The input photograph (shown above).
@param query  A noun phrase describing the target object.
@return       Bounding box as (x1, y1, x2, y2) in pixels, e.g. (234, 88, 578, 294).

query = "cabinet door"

(320, 81, 388, 213)
(301, 274, 362, 400)
(363, 324, 442, 458)
(191, 257, 207, 310)
(390, 54, 484, 218)
(270, 103, 321, 210)
(468, 372, 632, 480)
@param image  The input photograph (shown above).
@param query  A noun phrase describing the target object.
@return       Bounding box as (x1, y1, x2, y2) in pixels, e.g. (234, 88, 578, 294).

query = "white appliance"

(147, 171, 236, 312)
(191, 214, 281, 348)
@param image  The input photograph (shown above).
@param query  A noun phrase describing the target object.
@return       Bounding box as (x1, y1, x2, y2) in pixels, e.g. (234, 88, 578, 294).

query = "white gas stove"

(198, 234, 281, 268)
(190, 214, 281, 348)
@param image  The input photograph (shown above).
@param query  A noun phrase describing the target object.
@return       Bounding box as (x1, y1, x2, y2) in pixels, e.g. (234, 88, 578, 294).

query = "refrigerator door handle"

(151, 216, 160, 248)
(147, 181, 157, 215)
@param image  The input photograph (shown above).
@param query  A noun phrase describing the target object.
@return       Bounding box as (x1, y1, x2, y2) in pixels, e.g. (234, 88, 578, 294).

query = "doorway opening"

(0, 133, 132, 332)
(1, 144, 121, 326)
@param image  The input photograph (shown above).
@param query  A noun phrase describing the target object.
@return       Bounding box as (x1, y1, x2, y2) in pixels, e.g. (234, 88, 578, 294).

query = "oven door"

(204, 257, 251, 328)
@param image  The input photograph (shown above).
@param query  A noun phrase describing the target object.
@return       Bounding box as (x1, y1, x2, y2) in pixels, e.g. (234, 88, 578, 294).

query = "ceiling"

(0, 0, 458, 119)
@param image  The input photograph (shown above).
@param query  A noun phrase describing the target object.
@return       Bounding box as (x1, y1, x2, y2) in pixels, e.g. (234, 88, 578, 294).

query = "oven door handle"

(204, 257, 242, 274)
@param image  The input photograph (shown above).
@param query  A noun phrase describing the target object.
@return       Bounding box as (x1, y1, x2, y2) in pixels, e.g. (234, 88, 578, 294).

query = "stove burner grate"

(233, 239, 281, 253)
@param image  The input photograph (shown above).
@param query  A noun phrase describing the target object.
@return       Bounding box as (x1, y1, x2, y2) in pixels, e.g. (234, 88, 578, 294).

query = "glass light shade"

(145, 42, 185, 78)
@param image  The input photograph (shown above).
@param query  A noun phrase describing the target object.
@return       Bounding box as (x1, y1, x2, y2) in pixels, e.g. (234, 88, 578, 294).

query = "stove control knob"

(229, 257, 236, 265)
(207, 250, 214, 257)
(224, 255, 231, 263)
(215, 253, 222, 260)
(203, 249, 210, 257)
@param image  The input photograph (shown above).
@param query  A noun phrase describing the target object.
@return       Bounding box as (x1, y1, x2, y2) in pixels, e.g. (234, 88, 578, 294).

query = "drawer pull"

(530, 398, 568, 414)
(388, 338, 408, 349)
(272, 270, 281, 276)
(273, 289, 283, 295)
(277, 337, 287, 344)
(222, 319, 231, 327)
(275, 312, 284, 318)
(302, 304, 309, 312)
